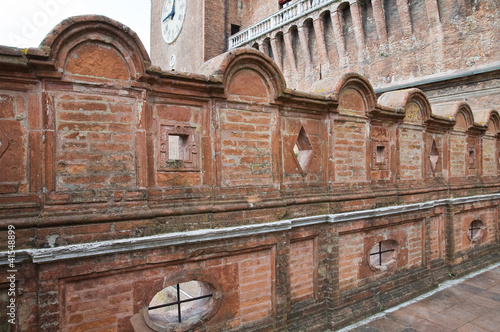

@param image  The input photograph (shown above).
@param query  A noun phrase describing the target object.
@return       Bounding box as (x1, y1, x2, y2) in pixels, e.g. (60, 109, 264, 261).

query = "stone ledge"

(2, 193, 499, 265)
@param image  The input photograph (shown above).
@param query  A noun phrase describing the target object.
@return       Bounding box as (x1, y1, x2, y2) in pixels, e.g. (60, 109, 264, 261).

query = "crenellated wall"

(0, 16, 499, 332)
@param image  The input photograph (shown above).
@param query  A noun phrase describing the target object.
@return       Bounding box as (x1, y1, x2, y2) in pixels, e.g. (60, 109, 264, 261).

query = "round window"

(369, 240, 398, 272)
(468, 220, 484, 243)
(145, 280, 216, 331)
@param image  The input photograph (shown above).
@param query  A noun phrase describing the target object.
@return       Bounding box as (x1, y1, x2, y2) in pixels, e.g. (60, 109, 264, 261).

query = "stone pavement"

(339, 263, 500, 332)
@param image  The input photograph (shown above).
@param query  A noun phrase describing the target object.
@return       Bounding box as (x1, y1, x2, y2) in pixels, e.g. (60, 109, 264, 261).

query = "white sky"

(0, 0, 151, 54)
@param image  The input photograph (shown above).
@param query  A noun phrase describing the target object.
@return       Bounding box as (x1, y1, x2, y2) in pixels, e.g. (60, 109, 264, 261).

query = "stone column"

(371, 0, 388, 44)
(396, 0, 413, 36)
(313, 18, 331, 66)
(261, 40, 271, 58)
(424, 0, 444, 67)
(270, 36, 283, 70)
(349, 1, 366, 56)
(330, 9, 347, 66)
(424, 0, 441, 27)
(298, 25, 312, 69)
(283, 31, 297, 71)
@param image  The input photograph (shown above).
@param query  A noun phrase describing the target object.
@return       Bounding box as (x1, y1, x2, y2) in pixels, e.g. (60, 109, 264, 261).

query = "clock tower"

(150, 0, 244, 73)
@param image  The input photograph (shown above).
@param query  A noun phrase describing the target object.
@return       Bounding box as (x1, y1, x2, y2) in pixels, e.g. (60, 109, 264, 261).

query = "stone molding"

(3, 193, 499, 265)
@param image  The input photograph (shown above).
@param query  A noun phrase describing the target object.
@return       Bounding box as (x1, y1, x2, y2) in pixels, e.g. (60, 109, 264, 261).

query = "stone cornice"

(2, 193, 499, 265)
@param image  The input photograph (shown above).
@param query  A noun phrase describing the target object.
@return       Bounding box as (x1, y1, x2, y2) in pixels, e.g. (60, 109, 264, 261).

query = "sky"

(0, 0, 151, 54)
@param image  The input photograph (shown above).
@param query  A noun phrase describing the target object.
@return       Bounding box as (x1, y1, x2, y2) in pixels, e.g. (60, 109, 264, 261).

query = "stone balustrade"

(228, 0, 337, 49)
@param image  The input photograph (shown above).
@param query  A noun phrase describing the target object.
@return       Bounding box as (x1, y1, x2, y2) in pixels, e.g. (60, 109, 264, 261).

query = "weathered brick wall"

(450, 133, 467, 177)
(219, 105, 274, 187)
(54, 93, 138, 191)
(0, 16, 499, 332)
(289, 238, 315, 303)
(337, 216, 424, 292)
(453, 204, 498, 258)
(398, 127, 423, 179)
(483, 136, 497, 176)
(240, 0, 279, 29)
(0, 92, 28, 194)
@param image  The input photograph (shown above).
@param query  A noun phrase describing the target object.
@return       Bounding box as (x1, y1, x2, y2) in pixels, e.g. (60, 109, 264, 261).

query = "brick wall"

(334, 120, 367, 183)
(483, 137, 497, 176)
(0, 17, 500, 332)
(54, 93, 137, 191)
(450, 134, 467, 177)
(289, 239, 315, 302)
(454, 205, 498, 256)
(399, 127, 423, 179)
(219, 106, 274, 187)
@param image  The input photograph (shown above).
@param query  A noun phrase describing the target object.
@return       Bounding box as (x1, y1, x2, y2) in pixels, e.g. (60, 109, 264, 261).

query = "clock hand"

(162, 0, 176, 22)
(163, 11, 173, 22)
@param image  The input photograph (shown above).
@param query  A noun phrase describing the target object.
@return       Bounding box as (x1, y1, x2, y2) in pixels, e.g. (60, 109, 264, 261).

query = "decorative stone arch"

(318, 9, 332, 21)
(332, 72, 376, 116)
(473, 109, 500, 176)
(336, 1, 351, 12)
(302, 16, 315, 28)
(261, 37, 273, 59)
(473, 109, 500, 136)
(432, 102, 475, 131)
(378, 88, 432, 125)
(30, 15, 150, 82)
(200, 47, 286, 102)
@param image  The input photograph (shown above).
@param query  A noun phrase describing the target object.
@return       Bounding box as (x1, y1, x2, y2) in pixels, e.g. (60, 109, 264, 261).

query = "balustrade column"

(313, 18, 330, 66)
(270, 36, 283, 69)
(330, 10, 348, 65)
(349, 1, 366, 56)
(283, 31, 297, 71)
(298, 25, 312, 69)
(371, 0, 388, 44)
(396, 0, 413, 35)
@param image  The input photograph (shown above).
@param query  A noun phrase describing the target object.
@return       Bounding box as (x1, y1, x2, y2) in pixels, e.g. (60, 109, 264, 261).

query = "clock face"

(161, 0, 187, 44)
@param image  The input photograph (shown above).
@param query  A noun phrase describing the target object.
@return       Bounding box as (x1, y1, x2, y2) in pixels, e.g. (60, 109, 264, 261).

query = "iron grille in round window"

(369, 240, 398, 272)
(146, 280, 215, 331)
(468, 220, 484, 244)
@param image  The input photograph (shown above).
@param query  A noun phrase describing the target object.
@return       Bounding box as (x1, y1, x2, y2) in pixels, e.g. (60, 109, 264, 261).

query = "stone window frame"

(158, 123, 199, 172)
(372, 139, 389, 170)
(468, 146, 476, 169)
(142, 279, 219, 332)
(292, 126, 313, 174)
(368, 239, 399, 272)
(468, 219, 485, 245)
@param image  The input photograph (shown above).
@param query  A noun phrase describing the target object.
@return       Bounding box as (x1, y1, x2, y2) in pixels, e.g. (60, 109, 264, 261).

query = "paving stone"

(368, 316, 408, 332)
(410, 319, 453, 332)
(454, 323, 492, 332)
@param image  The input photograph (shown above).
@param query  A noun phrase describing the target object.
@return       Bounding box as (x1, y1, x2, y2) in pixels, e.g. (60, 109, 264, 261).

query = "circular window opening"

(369, 240, 398, 272)
(468, 220, 485, 244)
(146, 280, 215, 331)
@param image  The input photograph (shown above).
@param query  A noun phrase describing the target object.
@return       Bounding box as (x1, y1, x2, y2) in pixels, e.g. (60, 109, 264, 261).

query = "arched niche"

(473, 109, 500, 136)
(455, 104, 474, 131)
(377, 88, 431, 124)
(31, 15, 150, 81)
(200, 47, 286, 102)
(432, 102, 474, 132)
(226, 67, 270, 101)
(64, 42, 130, 81)
(332, 73, 376, 116)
